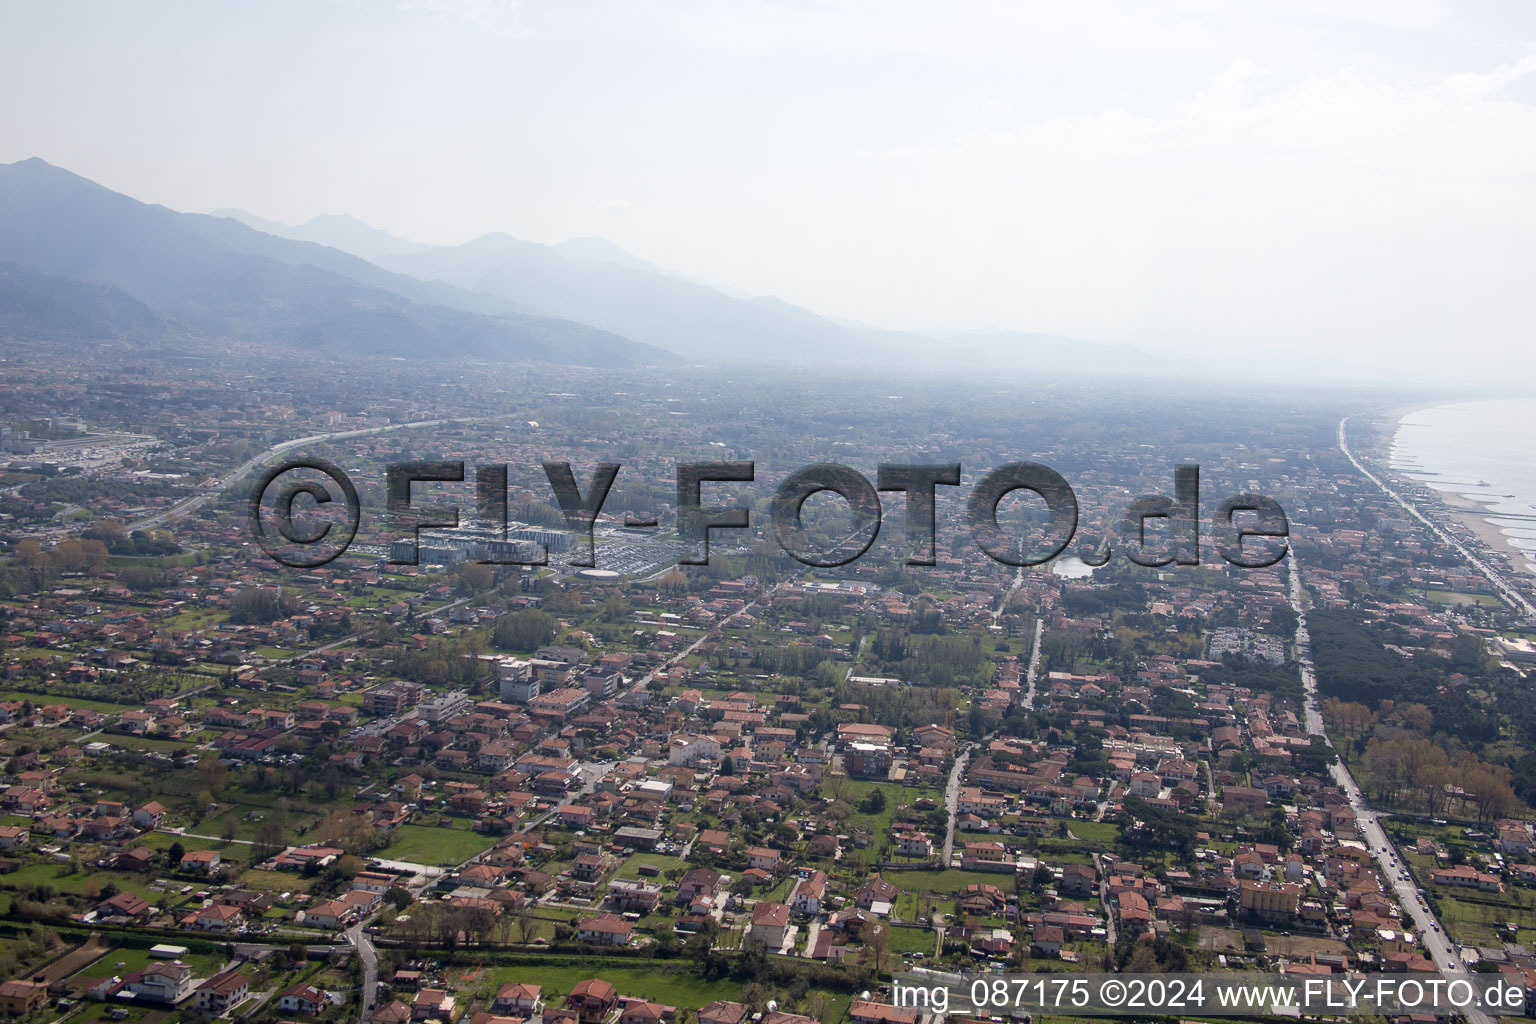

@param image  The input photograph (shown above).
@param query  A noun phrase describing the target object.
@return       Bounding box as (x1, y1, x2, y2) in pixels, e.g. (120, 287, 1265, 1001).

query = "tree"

(858, 921, 892, 972)
(14, 540, 49, 588)
(253, 821, 287, 864)
(491, 609, 557, 651)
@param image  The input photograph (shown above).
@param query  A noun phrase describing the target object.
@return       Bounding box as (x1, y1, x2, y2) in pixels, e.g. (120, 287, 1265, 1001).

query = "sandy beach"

(1429, 486, 1536, 580)
(1381, 403, 1536, 583)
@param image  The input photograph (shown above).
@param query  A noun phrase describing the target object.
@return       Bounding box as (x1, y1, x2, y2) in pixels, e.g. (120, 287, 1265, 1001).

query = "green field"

(1423, 589, 1504, 607)
(612, 852, 689, 881)
(0, 690, 132, 712)
(887, 924, 937, 954)
(1064, 820, 1121, 844)
(884, 868, 1016, 895)
(375, 824, 497, 865)
(0, 859, 162, 901)
(68, 944, 226, 988)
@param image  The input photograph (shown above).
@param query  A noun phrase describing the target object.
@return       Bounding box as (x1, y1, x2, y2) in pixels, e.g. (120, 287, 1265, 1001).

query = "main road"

(128, 414, 509, 533)
(1288, 553, 1491, 1024)
(1339, 414, 1535, 618)
(943, 615, 1043, 865)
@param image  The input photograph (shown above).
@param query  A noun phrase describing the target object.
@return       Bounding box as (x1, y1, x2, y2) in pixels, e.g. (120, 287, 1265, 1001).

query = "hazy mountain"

(551, 236, 668, 275)
(0, 159, 672, 367)
(376, 228, 1170, 371)
(214, 208, 433, 263)
(379, 232, 893, 363)
(0, 260, 187, 344)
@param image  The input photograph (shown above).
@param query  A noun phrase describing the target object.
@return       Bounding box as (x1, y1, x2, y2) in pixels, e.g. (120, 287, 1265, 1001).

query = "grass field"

(0, 859, 162, 901)
(67, 945, 226, 989)
(1423, 589, 1504, 607)
(376, 824, 497, 865)
(612, 852, 689, 881)
(0, 690, 132, 712)
(885, 868, 1015, 895)
(234, 867, 315, 894)
(1065, 820, 1120, 844)
(887, 924, 936, 954)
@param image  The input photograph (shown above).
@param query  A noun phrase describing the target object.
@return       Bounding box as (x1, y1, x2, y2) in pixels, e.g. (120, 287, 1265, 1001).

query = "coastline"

(1386, 404, 1536, 583)
(1427, 486, 1535, 579)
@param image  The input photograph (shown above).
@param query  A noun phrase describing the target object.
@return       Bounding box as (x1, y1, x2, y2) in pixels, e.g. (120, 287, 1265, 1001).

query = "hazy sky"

(3, 1, 1536, 385)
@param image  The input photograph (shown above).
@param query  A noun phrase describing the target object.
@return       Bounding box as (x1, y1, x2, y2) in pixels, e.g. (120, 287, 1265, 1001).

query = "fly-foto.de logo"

(249, 459, 1287, 571)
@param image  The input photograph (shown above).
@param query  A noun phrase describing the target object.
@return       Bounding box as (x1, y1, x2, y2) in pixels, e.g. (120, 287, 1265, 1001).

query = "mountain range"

(0, 157, 1170, 373)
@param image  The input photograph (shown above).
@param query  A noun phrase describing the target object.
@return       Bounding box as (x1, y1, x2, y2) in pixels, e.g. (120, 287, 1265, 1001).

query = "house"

(855, 876, 899, 914)
(183, 903, 243, 932)
(0, 981, 46, 1017)
(698, 1002, 750, 1024)
(849, 1002, 919, 1024)
(1059, 863, 1096, 897)
(678, 866, 723, 904)
(181, 849, 221, 873)
(619, 1002, 674, 1024)
(895, 831, 932, 857)
(374, 1002, 413, 1024)
(195, 971, 251, 1014)
(116, 847, 155, 872)
(0, 826, 28, 851)
(1031, 924, 1064, 957)
(306, 898, 359, 929)
(792, 870, 828, 916)
(128, 961, 194, 1005)
(99, 891, 153, 920)
(957, 883, 1008, 915)
(576, 913, 635, 946)
(748, 901, 792, 951)
(492, 984, 543, 1016)
(133, 801, 168, 829)
(565, 979, 618, 1024)
(747, 847, 783, 872)
(279, 983, 329, 1015)
(1432, 866, 1504, 893)
(412, 989, 457, 1022)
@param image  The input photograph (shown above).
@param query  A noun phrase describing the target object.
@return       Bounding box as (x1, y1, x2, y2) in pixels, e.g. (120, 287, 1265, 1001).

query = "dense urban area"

(1, 353, 1535, 1024)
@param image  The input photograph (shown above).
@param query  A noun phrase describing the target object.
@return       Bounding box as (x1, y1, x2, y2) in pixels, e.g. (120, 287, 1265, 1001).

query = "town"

(0, 358, 1535, 1024)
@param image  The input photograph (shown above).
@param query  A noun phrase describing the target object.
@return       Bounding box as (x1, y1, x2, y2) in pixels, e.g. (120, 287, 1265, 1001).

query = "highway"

(1288, 553, 1492, 1024)
(128, 413, 508, 533)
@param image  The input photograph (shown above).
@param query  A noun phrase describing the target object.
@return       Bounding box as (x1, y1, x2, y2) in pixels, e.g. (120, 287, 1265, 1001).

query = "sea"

(1391, 398, 1536, 572)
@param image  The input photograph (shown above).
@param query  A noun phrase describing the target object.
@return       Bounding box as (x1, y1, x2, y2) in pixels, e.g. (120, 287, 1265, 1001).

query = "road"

(943, 615, 1042, 865)
(1021, 615, 1043, 710)
(990, 563, 1025, 627)
(1287, 553, 1491, 1024)
(346, 919, 380, 1021)
(1339, 414, 1535, 618)
(128, 413, 510, 533)
(1095, 852, 1118, 950)
(941, 744, 972, 866)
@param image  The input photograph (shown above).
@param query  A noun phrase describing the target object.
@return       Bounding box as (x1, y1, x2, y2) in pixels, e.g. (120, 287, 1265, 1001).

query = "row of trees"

(1360, 736, 1517, 821)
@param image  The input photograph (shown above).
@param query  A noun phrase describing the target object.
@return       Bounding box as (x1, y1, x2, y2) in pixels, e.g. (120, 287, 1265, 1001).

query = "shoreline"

(1425, 486, 1535, 580)
(1384, 403, 1536, 585)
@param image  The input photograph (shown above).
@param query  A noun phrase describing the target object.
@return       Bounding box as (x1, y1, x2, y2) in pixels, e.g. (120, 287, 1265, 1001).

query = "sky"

(2, 0, 1536, 386)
